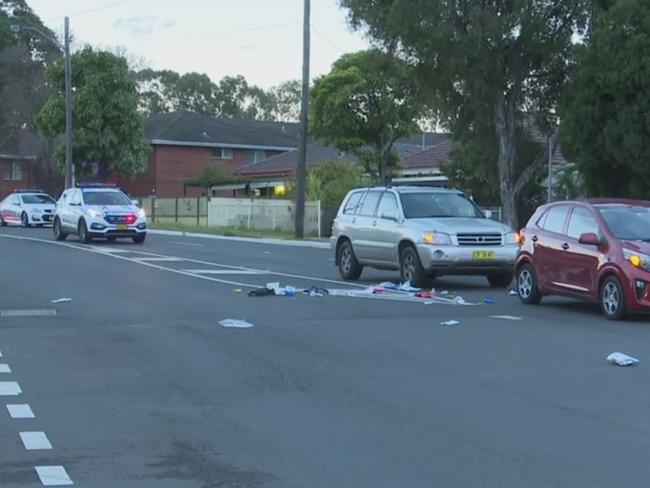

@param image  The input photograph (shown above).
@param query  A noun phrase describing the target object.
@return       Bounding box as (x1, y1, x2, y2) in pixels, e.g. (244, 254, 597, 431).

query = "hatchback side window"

(358, 191, 382, 217)
(567, 207, 600, 240)
(377, 192, 398, 219)
(541, 205, 570, 234)
(343, 191, 364, 215)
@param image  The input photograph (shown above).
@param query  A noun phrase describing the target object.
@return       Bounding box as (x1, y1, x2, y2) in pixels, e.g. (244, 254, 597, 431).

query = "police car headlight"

(87, 209, 102, 218)
(137, 208, 146, 218)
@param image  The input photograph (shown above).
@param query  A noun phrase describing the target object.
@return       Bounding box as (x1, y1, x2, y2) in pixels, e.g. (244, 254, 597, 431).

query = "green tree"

(310, 49, 424, 184)
(37, 47, 150, 179)
(560, 0, 650, 198)
(341, 0, 589, 227)
(307, 160, 363, 207)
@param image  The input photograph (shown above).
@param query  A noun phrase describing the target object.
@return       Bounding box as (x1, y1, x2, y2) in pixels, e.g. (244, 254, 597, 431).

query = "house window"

(253, 150, 266, 163)
(3, 162, 24, 181)
(213, 148, 233, 160)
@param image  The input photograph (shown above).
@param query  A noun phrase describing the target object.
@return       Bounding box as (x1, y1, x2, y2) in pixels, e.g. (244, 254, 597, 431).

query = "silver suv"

(331, 186, 518, 287)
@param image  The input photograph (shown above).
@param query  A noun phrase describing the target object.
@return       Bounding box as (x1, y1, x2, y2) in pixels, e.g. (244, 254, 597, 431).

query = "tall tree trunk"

(97, 161, 110, 182)
(494, 92, 518, 228)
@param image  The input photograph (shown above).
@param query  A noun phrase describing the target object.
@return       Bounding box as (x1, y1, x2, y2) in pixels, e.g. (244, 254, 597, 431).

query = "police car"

(0, 190, 56, 227)
(53, 184, 147, 244)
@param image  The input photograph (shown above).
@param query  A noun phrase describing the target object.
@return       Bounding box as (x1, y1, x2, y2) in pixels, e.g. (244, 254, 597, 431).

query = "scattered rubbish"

(51, 298, 72, 304)
(379, 281, 421, 292)
(439, 290, 449, 296)
(303, 286, 329, 297)
(234, 288, 243, 293)
(508, 289, 518, 296)
(606, 352, 639, 367)
(248, 287, 274, 297)
(454, 296, 467, 305)
(490, 315, 523, 321)
(414, 290, 433, 299)
(264, 251, 270, 255)
(284, 286, 297, 297)
(441, 320, 460, 326)
(219, 319, 254, 329)
(483, 297, 496, 304)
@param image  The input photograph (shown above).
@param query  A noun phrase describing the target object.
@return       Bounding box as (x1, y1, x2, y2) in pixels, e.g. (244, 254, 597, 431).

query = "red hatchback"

(516, 199, 650, 320)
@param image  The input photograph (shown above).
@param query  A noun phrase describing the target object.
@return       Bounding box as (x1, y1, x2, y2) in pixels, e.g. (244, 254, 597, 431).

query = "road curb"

(148, 229, 331, 249)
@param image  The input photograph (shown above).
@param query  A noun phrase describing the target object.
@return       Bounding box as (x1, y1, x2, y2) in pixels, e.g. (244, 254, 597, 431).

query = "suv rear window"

(343, 191, 363, 214)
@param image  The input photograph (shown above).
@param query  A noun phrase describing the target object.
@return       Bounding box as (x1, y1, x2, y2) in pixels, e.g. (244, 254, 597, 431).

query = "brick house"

(0, 153, 38, 199)
(112, 112, 299, 197)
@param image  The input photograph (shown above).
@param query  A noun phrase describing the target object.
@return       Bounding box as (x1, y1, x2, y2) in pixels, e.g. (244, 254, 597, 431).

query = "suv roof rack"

(75, 183, 117, 188)
(13, 189, 44, 193)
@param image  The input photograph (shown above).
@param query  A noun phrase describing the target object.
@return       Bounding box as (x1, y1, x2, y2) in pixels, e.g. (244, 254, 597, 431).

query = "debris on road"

(483, 297, 496, 304)
(509, 289, 518, 296)
(248, 287, 275, 297)
(234, 288, 243, 293)
(51, 298, 72, 304)
(441, 320, 460, 326)
(303, 286, 329, 297)
(219, 319, 254, 329)
(490, 315, 523, 321)
(606, 352, 639, 367)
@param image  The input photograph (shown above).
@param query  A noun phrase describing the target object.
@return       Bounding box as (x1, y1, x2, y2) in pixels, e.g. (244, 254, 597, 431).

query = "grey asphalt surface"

(1, 226, 650, 487)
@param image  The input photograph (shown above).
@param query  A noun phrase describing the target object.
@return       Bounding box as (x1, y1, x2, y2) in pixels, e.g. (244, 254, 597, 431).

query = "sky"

(26, 0, 371, 89)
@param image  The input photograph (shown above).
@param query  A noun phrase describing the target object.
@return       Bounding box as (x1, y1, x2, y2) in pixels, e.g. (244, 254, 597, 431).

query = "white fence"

(208, 198, 321, 236)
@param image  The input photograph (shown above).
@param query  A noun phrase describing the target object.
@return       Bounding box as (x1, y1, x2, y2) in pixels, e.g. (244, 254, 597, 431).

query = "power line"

(312, 25, 345, 53)
(45, 0, 135, 22)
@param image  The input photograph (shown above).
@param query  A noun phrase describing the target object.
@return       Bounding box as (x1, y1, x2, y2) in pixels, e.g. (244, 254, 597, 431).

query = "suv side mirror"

(484, 209, 493, 219)
(578, 232, 600, 246)
(381, 209, 398, 221)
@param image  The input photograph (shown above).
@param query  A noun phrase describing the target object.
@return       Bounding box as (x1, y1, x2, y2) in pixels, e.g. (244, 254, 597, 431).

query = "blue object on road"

(483, 297, 496, 304)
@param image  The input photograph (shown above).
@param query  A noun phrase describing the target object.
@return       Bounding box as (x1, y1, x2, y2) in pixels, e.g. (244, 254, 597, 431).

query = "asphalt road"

(1, 226, 650, 487)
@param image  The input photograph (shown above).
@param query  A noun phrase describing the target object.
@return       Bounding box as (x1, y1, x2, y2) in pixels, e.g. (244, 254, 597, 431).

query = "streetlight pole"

(63, 17, 73, 188)
(294, 0, 310, 238)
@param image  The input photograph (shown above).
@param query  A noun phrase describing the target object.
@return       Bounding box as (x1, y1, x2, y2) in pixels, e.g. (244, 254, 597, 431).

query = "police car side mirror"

(131, 199, 139, 207)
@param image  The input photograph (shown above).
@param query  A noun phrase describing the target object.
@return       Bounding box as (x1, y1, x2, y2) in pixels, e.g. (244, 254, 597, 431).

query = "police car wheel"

(0, 215, 6, 227)
(53, 218, 67, 241)
(78, 220, 92, 244)
(21, 212, 30, 228)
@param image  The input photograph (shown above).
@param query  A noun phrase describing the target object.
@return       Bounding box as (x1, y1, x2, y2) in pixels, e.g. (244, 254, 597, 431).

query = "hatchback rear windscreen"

(597, 205, 650, 240)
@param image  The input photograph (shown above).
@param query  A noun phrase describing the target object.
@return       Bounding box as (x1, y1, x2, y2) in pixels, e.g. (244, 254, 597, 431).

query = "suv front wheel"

(400, 245, 429, 288)
(53, 218, 67, 241)
(337, 239, 362, 280)
(78, 220, 92, 244)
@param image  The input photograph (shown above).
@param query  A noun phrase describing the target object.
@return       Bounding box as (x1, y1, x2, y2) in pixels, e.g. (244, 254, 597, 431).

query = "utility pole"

(64, 16, 74, 188)
(547, 133, 555, 203)
(294, 0, 310, 238)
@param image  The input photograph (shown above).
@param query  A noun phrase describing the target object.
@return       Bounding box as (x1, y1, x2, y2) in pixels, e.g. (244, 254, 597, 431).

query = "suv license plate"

(116, 224, 128, 231)
(473, 251, 496, 260)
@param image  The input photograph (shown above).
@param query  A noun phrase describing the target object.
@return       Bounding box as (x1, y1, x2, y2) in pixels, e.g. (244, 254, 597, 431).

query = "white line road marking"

(171, 241, 205, 247)
(20, 431, 52, 450)
(0, 364, 11, 373)
(89, 246, 133, 253)
(132, 256, 184, 262)
(1, 309, 57, 318)
(7, 404, 35, 418)
(0, 382, 22, 395)
(490, 315, 523, 321)
(35, 466, 74, 486)
(183, 269, 268, 275)
(0, 350, 3, 357)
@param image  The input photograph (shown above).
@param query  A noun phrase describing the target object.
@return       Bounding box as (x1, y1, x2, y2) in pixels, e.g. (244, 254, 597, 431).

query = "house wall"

(0, 160, 36, 200)
(115, 145, 284, 198)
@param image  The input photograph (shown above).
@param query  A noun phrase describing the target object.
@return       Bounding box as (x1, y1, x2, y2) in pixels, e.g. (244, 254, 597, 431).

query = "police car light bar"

(75, 183, 117, 188)
(13, 189, 45, 193)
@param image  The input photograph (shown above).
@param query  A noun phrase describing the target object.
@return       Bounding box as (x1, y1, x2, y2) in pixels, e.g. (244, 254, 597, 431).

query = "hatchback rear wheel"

(600, 275, 627, 320)
(517, 264, 542, 304)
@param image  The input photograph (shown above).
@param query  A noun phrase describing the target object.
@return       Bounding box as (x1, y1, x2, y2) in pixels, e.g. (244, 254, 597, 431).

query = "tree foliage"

(310, 49, 424, 184)
(341, 0, 589, 226)
(185, 163, 241, 191)
(37, 47, 150, 179)
(134, 69, 301, 122)
(560, 0, 650, 198)
(307, 159, 363, 207)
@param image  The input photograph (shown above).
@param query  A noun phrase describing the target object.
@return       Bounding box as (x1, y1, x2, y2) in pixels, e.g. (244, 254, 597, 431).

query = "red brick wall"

(0, 161, 37, 200)
(110, 148, 158, 197)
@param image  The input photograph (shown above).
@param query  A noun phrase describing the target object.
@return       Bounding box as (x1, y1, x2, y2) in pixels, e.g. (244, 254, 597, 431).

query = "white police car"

(0, 190, 56, 227)
(53, 184, 147, 244)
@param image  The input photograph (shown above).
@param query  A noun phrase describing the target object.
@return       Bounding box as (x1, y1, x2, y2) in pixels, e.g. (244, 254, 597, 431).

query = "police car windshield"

(82, 191, 131, 206)
(21, 194, 55, 204)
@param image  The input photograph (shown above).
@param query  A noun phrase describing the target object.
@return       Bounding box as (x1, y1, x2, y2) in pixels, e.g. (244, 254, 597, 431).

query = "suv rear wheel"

(487, 270, 514, 288)
(517, 264, 542, 304)
(133, 234, 146, 244)
(600, 275, 627, 320)
(53, 218, 67, 241)
(337, 239, 362, 280)
(78, 220, 92, 244)
(400, 245, 429, 288)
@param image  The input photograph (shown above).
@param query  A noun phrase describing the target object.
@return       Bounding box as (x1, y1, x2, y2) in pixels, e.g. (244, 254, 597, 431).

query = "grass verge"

(149, 222, 320, 240)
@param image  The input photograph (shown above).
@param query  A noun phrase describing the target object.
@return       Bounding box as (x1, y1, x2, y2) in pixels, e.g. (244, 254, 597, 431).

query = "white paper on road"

(219, 319, 254, 329)
(51, 298, 72, 304)
(509, 289, 518, 296)
(490, 315, 523, 321)
(606, 352, 639, 366)
(441, 320, 460, 326)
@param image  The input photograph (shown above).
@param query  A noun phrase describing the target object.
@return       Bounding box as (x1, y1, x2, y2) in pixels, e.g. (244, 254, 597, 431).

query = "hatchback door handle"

(562, 243, 570, 250)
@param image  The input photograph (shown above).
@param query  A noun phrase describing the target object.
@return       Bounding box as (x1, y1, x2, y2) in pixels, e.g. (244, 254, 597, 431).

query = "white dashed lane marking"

(35, 466, 74, 486)
(6, 404, 35, 418)
(183, 269, 268, 275)
(0, 363, 11, 373)
(0, 381, 22, 395)
(1, 309, 57, 318)
(20, 431, 53, 450)
(132, 256, 184, 262)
